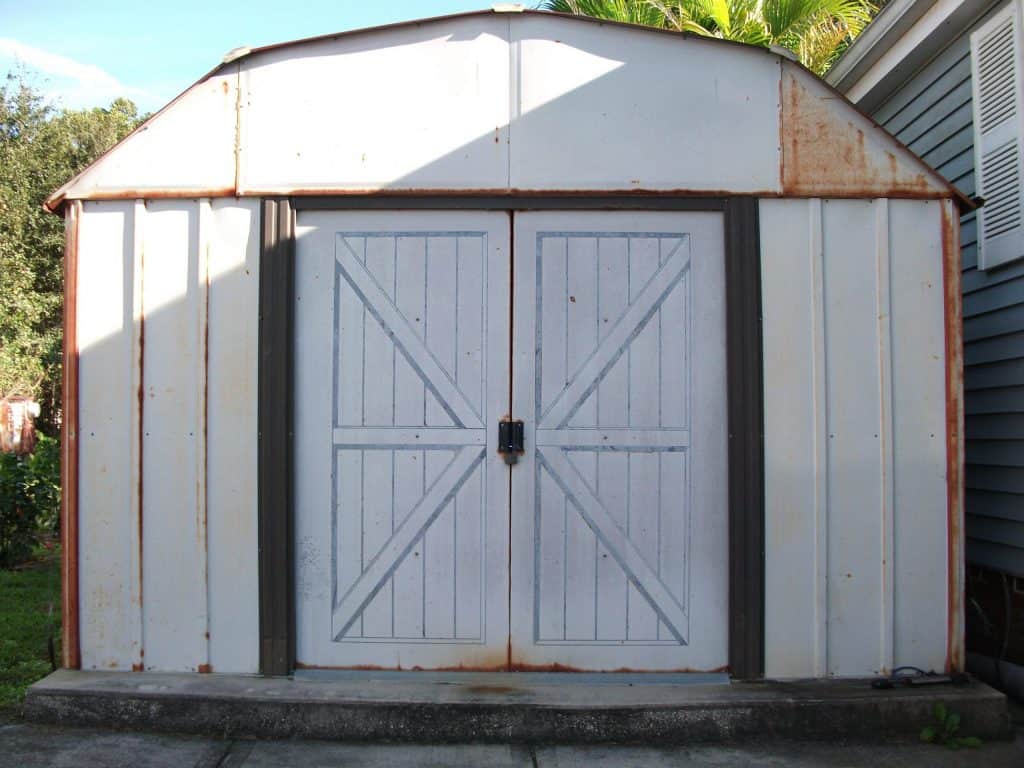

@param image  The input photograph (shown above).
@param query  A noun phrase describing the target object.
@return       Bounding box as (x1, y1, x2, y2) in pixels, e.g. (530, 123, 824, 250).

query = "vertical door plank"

(392, 449, 425, 639)
(564, 238, 599, 640)
(423, 451, 455, 638)
(536, 464, 567, 640)
(359, 236, 397, 636)
(392, 236, 428, 639)
(336, 451, 363, 637)
(423, 237, 459, 637)
(596, 236, 630, 640)
(539, 237, 568, 423)
(454, 236, 486, 641)
(626, 236, 663, 641)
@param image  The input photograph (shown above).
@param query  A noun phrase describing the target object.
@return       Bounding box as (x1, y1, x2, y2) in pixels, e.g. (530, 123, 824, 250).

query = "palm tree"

(539, 0, 875, 75)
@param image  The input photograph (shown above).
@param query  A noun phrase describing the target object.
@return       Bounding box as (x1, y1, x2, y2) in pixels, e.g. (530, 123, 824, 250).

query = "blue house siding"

(871, 6, 1024, 577)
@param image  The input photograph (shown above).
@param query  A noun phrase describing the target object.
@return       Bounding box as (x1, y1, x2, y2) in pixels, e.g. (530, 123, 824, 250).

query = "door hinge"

(498, 418, 525, 465)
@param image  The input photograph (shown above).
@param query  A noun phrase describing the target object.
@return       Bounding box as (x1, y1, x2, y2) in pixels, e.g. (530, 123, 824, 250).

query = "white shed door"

(294, 209, 727, 672)
(510, 211, 728, 671)
(294, 211, 511, 669)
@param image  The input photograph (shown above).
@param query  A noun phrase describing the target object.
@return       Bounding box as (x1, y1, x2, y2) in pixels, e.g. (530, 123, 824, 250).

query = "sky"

(0, 1, 499, 113)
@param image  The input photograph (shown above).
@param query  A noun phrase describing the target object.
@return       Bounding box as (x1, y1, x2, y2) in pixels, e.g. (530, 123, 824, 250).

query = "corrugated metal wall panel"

(76, 201, 137, 670)
(75, 199, 260, 672)
(140, 201, 207, 671)
(206, 200, 260, 674)
(761, 198, 949, 678)
(873, 11, 1024, 578)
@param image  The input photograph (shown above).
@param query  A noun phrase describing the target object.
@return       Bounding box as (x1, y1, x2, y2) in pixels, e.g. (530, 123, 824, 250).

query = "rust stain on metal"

(135, 201, 147, 673)
(198, 663, 213, 674)
(61, 201, 82, 670)
(781, 69, 933, 198)
(131, 663, 144, 672)
(941, 201, 965, 674)
(777, 65, 974, 211)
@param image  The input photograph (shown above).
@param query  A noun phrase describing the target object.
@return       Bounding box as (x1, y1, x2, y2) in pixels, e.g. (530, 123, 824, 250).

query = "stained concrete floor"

(2, 716, 1023, 768)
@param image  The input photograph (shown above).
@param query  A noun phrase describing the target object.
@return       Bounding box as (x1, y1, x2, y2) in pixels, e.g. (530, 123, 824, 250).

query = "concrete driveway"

(2, 718, 1022, 768)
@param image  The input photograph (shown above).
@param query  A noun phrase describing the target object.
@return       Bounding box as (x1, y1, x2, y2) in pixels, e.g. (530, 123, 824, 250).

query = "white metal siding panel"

(206, 200, 260, 673)
(821, 199, 885, 677)
(77, 201, 136, 670)
(889, 199, 950, 668)
(49, 14, 965, 205)
(237, 17, 511, 194)
(762, 198, 950, 678)
(761, 199, 827, 678)
(511, 18, 781, 193)
(140, 201, 207, 671)
(55, 72, 238, 201)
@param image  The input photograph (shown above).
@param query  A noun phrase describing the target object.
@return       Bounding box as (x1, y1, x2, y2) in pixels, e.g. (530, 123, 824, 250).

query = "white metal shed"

(48, 8, 969, 680)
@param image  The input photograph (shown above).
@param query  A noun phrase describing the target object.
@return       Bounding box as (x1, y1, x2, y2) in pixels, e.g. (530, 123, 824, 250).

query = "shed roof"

(45, 9, 971, 212)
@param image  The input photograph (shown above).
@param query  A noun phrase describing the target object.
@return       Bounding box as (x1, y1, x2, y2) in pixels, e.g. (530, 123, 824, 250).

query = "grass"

(0, 544, 61, 712)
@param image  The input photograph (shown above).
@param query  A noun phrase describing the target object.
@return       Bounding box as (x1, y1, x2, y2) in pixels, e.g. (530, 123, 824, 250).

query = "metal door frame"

(258, 195, 764, 679)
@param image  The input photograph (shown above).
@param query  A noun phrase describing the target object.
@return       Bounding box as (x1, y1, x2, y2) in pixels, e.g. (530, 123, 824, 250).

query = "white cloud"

(0, 38, 160, 111)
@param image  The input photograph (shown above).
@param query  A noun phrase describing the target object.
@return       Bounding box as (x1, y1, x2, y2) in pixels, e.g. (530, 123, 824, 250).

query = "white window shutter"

(971, 1, 1024, 269)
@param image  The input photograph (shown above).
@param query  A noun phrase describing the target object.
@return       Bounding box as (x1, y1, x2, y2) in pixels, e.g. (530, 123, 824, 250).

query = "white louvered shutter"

(971, 2, 1024, 269)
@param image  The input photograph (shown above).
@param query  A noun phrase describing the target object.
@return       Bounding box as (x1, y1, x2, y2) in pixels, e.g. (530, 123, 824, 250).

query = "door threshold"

(292, 669, 730, 686)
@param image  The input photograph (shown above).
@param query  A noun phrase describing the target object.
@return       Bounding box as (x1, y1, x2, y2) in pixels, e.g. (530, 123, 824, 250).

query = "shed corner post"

(724, 196, 765, 681)
(258, 197, 296, 676)
(62, 199, 82, 671)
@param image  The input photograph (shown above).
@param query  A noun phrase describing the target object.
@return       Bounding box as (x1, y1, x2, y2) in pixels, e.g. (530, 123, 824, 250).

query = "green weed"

(920, 703, 983, 749)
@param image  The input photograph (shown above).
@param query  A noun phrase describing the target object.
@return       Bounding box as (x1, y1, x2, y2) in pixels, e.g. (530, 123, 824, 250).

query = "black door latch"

(498, 419, 524, 465)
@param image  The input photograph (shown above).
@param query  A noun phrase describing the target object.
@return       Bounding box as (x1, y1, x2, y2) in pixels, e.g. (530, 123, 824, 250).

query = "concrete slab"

(0, 720, 228, 768)
(23, 670, 1011, 745)
(224, 742, 533, 767)
(0, 719, 1021, 767)
(534, 739, 1024, 767)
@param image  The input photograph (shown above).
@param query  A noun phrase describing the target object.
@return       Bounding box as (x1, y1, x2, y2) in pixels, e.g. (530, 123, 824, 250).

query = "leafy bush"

(0, 433, 60, 569)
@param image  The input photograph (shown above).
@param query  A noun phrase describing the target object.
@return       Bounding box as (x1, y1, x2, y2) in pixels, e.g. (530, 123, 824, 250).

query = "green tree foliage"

(0, 71, 143, 431)
(540, 0, 876, 74)
(0, 434, 60, 568)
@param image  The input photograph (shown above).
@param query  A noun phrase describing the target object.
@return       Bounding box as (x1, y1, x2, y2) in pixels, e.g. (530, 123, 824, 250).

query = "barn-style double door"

(294, 210, 727, 672)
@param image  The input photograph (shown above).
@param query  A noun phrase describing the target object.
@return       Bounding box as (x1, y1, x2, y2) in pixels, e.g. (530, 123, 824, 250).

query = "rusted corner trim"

(257, 198, 296, 676)
(61, 201, 82, 670)
(724, 196, 765, 681)
(941, 201, 965, 674)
